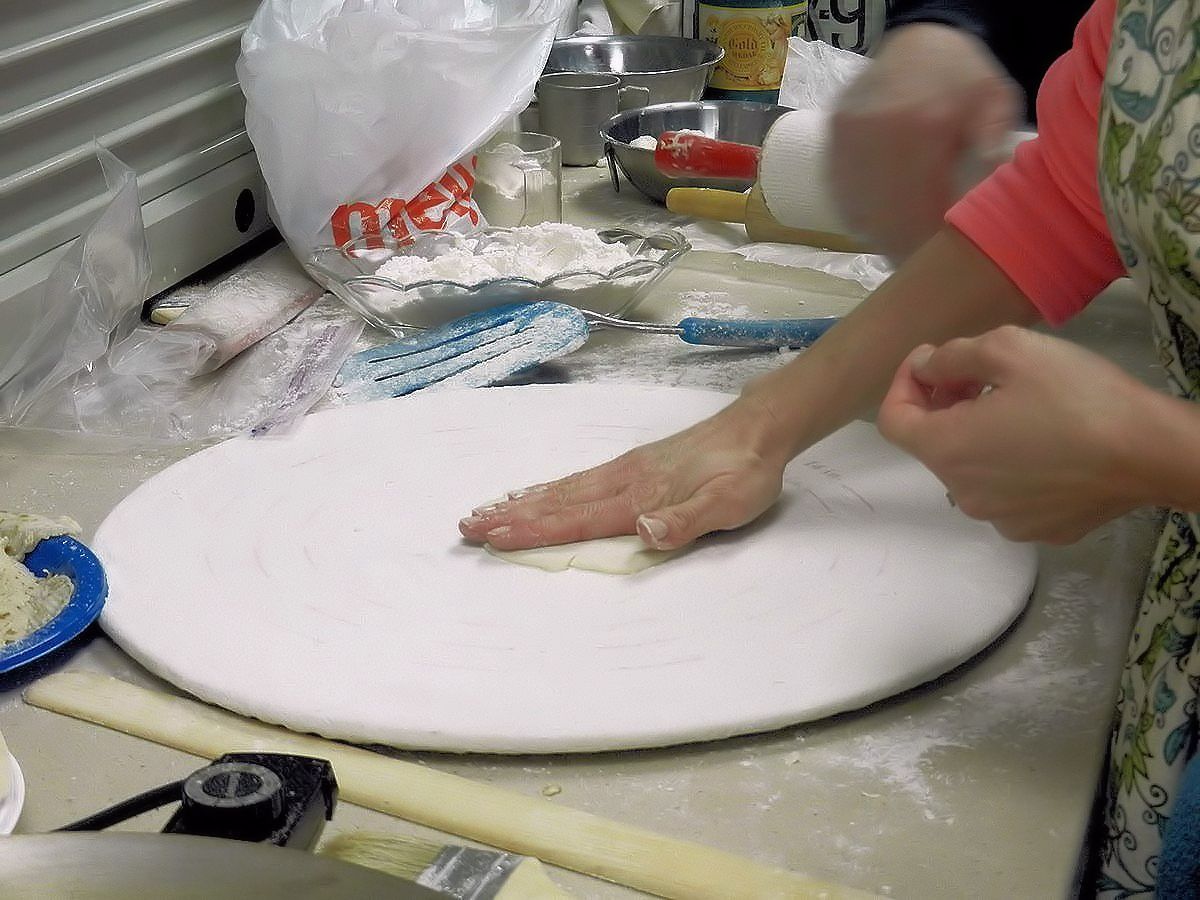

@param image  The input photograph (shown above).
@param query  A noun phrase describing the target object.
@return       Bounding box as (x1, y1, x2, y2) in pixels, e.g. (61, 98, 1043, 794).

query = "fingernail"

(471, 503, 501, 516)
(637, 516, 668, 548)
(910, 344, 935, 370)
(509, 484, 548, 499)
(487, 526, 512, 540)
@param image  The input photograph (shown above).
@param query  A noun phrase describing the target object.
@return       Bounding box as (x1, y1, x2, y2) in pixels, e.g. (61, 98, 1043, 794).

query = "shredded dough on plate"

(0, 511, 80, 647)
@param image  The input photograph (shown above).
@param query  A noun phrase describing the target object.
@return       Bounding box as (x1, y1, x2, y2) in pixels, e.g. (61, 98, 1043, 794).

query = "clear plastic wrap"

(0, 149, 149, 425)
(0, 151, 363, 444)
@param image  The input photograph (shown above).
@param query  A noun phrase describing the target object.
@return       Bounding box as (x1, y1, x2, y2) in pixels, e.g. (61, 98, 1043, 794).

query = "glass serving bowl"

(307, 226, 691, 333)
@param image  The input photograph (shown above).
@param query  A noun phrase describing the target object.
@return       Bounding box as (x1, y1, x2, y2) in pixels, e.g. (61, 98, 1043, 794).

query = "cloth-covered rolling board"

(95, 384, 1036, 753)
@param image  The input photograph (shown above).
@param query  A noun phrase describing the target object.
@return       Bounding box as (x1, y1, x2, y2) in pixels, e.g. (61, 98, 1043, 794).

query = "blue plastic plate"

(0, 536, 108, 675)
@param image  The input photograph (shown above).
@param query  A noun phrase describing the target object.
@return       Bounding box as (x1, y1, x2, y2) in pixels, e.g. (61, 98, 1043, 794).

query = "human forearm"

(738, 226, 1040, 466)
(462, 228, 1042, 552)
(1126, 390, 1200, 513)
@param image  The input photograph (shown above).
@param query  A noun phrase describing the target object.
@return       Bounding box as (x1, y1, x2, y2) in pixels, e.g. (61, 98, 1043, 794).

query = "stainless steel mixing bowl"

(600, 100, 793, 203)
(544, 36, 724, 105)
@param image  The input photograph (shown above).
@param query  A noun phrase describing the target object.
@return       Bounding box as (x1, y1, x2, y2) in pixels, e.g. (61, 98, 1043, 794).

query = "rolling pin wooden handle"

(25, 673, 882, 900)
(666, 187, 868, 254)
(666, 186, 750, 223)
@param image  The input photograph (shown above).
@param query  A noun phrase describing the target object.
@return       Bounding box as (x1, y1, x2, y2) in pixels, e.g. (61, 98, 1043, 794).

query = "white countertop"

(0, 166, 1164, 897)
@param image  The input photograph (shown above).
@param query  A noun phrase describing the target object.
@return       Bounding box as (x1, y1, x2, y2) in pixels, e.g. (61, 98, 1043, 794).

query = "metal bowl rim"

(599, 100, 797, 145)
(546, 35, 725, 77)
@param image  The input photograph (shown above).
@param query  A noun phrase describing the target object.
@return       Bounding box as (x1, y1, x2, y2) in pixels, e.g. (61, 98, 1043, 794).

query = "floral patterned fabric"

(1098, 0, 1200, 893)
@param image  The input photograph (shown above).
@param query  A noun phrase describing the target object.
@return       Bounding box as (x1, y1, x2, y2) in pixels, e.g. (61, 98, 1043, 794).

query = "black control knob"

(178, 761, 285, 840)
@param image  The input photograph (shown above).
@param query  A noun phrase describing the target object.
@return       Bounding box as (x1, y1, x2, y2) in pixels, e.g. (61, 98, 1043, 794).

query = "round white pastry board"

(96, 384, 1036, 753)
(0, 753, 25, 834)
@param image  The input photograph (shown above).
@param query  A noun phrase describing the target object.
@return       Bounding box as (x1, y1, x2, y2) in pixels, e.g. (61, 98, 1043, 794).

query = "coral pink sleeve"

(945, 0, 1125, 325)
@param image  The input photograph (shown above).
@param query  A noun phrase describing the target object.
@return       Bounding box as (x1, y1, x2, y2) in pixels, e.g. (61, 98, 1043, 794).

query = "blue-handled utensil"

(335, 301, 839, 401)
(335, 301, 590, 401)
(583, 309, 839, 348)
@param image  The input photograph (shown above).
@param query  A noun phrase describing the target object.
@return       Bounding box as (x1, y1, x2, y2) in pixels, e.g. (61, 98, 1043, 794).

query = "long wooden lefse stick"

(25, 673, 880, 900)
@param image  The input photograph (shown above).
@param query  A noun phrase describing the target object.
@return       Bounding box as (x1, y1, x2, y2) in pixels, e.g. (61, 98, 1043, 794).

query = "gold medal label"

(720, 18, 773, 80)
(700, 3, 807, 92)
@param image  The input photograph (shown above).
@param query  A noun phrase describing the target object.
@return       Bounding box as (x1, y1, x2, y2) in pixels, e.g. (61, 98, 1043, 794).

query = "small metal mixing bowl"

(544, 36, 724, 106)
(600, 100, 793, 203)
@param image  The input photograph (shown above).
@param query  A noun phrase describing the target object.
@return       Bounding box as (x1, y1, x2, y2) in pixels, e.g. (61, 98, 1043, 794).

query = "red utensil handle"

(653, 132, 762, 179)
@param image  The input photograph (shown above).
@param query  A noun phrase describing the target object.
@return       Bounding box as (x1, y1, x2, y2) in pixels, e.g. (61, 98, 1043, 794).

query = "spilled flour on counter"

(805, 533, 1147, 815)
(374, 223, 636, 286)
(676, 290, 750, 319)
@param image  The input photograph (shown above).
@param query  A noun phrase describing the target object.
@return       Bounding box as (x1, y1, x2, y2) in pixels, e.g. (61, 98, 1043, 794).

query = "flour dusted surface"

(374, 223, 636, 286)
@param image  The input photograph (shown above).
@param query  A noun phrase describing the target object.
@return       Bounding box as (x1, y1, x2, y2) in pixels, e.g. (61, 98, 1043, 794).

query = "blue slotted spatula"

(335, 301, 840, 400)
(335, 302, 590, 401)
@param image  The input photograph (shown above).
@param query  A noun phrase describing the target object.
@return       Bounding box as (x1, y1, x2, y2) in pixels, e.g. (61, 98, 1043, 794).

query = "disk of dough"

(94, 384, 1037, 754)
(485, 535, 680, 574)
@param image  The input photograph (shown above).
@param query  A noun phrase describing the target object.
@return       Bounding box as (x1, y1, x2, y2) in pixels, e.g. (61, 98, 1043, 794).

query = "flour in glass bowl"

(374, 223, 637, 286)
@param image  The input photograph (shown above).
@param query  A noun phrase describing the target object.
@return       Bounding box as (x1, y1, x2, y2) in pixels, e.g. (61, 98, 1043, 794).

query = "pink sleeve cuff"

(945, 0, 1125, 325)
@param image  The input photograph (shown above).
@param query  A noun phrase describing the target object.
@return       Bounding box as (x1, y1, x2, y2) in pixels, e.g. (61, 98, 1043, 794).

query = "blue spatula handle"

(677, 316, 839, 348)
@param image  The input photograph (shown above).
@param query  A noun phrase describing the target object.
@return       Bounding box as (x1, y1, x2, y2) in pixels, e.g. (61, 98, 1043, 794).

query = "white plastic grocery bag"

(237, 0, 571, 257)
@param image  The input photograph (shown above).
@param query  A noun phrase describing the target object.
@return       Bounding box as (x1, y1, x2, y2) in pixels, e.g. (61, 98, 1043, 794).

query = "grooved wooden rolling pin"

(25, 673, 880, 900)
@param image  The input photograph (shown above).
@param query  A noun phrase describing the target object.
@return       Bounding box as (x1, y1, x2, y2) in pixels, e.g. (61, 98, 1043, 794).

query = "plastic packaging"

(778, 35, 870, 111)
(0, 149, 149, 425)
(0, 150, 364, 444)
(55, 296, 363, 442)
(167, 257, 325, 375)
(236, 0, 572, 259)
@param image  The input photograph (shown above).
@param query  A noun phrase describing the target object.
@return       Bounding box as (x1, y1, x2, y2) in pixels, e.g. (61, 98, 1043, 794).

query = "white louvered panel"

(0, 0, 265, 276)
(6, 0, 186, 48)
